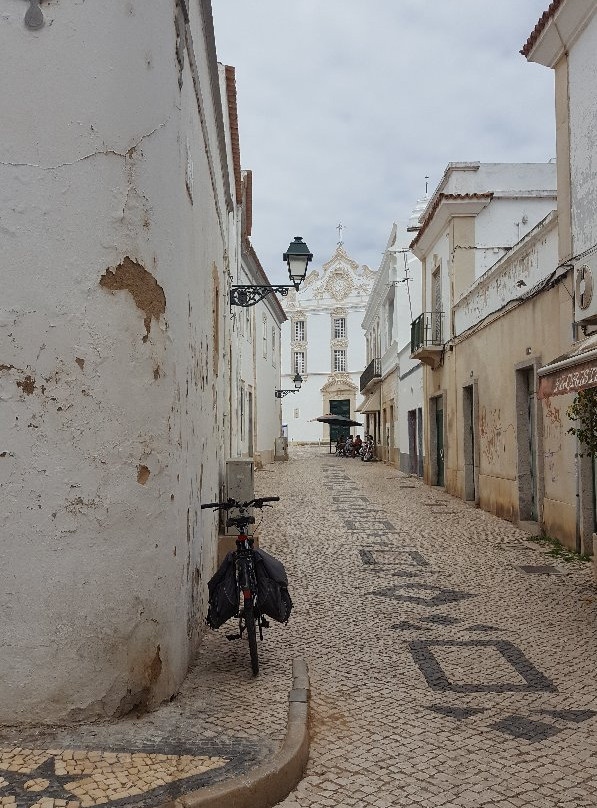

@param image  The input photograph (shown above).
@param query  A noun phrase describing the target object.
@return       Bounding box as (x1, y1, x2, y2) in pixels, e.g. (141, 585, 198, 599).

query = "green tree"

(566, 387, 597, 457)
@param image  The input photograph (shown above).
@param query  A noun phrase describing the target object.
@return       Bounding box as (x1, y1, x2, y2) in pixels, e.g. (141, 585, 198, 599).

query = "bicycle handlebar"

(201, 496, 279, 511)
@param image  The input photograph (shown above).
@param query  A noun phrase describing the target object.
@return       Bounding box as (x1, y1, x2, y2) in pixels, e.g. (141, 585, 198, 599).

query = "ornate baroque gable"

(320, 373, 358, 393)
(322, 245, 359, 274)
(281, 244, 377, 311)
(324, 270, 354, 302)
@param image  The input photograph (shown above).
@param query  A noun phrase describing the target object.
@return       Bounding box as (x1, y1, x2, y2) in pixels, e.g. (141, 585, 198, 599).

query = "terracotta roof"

(409, 193, 494, 251)
(224, 65, 242, 205)
(520, 0, 564, 56)
(242, 170, 253, 238)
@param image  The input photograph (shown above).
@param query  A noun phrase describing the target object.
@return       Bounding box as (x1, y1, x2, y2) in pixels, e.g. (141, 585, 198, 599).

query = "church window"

(294, 320, 305, 342)
(333, 349, 346, 373)
(294, 351, 306, 375)
(333, 317, 346, 339)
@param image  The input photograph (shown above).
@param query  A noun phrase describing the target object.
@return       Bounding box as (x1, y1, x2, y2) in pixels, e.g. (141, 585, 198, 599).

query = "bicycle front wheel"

(244, 601, 259, 676)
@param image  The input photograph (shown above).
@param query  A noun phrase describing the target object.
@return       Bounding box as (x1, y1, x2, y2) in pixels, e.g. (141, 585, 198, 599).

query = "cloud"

(212, 1, 555, 282)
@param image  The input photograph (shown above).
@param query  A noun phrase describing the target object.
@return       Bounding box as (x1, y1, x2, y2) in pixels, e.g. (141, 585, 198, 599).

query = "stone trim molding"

(178, 658, 310, 808)
(321, 373, 358, 393)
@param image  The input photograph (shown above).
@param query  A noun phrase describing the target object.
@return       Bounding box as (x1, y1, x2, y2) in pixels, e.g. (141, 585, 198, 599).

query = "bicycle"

(201, 495, 280, 675)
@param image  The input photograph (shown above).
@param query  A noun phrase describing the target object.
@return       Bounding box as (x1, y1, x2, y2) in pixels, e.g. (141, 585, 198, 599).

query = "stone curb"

(170, 657, 310, 808)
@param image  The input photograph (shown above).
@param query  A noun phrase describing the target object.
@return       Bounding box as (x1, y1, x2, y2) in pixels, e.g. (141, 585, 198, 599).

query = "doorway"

(417, 407, 423, 477)
(516, 367, 538, 522)
(248, 388, 254, 458)
(408, 409, 418, 474)
(330, 398, 350, 443)
(463, 384, 477, 501)
(431, 395, 445, 487)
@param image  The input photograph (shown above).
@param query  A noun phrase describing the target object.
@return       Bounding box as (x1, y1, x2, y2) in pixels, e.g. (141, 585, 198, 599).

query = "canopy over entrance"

(538, 335, 597, 399)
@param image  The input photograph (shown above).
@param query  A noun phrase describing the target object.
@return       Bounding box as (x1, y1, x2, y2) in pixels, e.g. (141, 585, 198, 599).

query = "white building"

(221, 67, 286, 468)
(360, 201, 425, 471)
(0, 0, 236, 723)
(281, 244, 377, 444)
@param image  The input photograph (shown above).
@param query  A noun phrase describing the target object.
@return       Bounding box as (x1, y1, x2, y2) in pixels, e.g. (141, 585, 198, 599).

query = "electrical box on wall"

(575, 253, 597, 324)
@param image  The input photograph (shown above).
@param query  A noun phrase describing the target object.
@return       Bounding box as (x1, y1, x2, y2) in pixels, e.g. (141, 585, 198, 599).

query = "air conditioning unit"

(574, 252, 597, 324)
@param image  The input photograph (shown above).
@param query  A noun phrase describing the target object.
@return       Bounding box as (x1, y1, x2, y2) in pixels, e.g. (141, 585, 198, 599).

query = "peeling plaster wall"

(0, 1, 229, 722)
(455, 215, 559, 335)
(568, 11, 597, 256)
(436, 283, 571, 530)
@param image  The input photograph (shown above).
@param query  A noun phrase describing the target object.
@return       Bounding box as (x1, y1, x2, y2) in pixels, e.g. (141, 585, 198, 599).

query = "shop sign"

(538, 358, 597, 399)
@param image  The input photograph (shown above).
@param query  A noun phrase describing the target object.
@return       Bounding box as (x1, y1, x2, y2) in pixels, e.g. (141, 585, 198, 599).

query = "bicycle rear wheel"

(244, 601, 259, 676)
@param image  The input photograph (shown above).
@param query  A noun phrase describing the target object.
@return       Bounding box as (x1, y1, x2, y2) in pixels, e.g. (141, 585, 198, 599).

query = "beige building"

(410, 163, 568, 535)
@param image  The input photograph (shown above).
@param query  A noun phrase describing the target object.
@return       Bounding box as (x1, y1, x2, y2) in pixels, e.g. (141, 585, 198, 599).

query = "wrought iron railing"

(360, 358, 381, 392)
(411, 311, 444, 354)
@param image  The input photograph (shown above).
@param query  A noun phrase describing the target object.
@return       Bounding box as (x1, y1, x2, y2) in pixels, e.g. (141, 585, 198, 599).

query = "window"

(294, 351, 305, 374)
(272, 327, 276, 365)
(294, 320, 305, 342)
(262, 316, 268, 357)
(333, 349, 346, 372)
(333, 317, 346, 339)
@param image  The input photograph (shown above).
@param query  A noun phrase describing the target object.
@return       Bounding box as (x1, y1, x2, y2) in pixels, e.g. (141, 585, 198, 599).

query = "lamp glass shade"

(293, 373, 303, 390)
(283, 237, 313, 288)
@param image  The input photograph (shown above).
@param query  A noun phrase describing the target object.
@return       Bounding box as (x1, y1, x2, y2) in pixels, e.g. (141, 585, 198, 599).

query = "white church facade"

(281, 243, 377, 444)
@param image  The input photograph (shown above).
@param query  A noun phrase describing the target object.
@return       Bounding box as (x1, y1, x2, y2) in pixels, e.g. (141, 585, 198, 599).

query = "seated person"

(335, 434, 346, 454)
(344, 435, 355, 457)
(353, 434, 363, 455)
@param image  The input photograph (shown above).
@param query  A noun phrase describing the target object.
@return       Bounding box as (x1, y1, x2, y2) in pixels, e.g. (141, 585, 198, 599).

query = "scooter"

(361, 434, 376, 462)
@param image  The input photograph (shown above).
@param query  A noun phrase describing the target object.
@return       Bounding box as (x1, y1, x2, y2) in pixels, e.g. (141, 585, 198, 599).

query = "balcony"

(360, 357, 381, 393)
(410, 312, 444, 368)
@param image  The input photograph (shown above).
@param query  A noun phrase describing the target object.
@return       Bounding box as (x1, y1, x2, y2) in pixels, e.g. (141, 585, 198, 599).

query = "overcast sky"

(212, 1, 555, 284)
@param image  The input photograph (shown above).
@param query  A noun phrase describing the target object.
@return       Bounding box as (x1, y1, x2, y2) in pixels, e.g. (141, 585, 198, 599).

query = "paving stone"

(261, 448, 597, 808)
(4, 447, 597, 808)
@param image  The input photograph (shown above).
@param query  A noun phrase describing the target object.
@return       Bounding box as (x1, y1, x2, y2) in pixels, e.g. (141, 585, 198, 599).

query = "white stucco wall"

(473, 197, 557, 278)
(568, 11, 597, 256)
(455, 213, 559, 335)
(419, 165, 557, 339)
(0, 0, 231, 722)
(255, 298, 283, 462)
(397, 345, 424, 471)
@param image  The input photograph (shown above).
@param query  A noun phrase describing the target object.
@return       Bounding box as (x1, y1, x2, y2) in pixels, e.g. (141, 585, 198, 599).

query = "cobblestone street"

(3, 446, 597, 807)
(254, 447, 597, 808)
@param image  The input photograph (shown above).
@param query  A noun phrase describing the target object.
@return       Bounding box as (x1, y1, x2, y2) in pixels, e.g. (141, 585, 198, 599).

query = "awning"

(538, 334, 597, 399)
(356, 388, 381, 413)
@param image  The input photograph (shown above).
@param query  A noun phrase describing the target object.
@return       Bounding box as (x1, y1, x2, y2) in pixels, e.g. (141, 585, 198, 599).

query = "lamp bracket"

(275, 389, 298, 398)
(230, 285, 292, 308)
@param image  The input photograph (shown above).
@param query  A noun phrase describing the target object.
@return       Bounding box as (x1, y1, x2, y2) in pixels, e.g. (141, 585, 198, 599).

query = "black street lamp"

(275, 373, 303, 398)
(230, 237, 313, 307)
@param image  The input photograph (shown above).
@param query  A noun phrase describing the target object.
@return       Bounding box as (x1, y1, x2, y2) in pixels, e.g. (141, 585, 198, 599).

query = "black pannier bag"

(254, 549, 293, 624)
(206, 552, 239, 629)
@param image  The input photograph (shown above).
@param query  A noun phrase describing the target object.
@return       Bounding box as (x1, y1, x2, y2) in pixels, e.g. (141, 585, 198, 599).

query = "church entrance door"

(329, 399, 350, 443)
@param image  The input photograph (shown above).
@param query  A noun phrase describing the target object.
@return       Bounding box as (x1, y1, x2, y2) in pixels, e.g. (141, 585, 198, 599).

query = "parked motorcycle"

(361, 434, 376, 462)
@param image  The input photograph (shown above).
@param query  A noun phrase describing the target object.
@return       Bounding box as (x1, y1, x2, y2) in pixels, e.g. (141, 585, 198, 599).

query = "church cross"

(336, 222, 344, 245)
